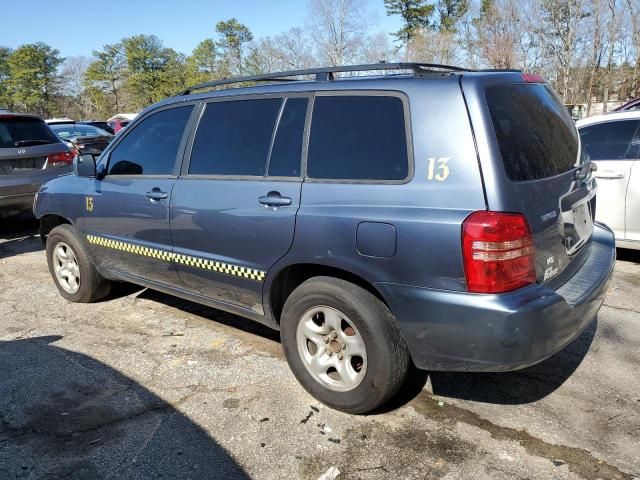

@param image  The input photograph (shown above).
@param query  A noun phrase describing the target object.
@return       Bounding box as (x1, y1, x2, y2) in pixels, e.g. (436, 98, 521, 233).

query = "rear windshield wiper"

(14, 139, 51, 147)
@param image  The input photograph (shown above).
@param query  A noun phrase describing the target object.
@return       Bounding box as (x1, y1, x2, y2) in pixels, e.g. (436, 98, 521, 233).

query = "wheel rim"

(52, 241, 80, 294)
(296, 306, 367, 392)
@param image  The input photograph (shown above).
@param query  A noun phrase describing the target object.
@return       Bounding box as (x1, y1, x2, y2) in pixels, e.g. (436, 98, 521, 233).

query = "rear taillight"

(47, 149, 77, 167)
(462, 211, 536, 293)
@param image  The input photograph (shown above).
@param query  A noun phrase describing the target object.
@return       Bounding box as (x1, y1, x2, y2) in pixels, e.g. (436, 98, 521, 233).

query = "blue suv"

(34, 64, 615, 413)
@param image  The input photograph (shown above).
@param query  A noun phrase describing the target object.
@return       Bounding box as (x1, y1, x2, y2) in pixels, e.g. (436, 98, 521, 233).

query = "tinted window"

(486, 84, 579, 181)
(108, 106, 193, 176)
(189, 98, 282, 176)
(268, 98, 308, 177)
(579, 120, 640, 160)
(307, 96, 408, 180)
(0, 116, 60, 148)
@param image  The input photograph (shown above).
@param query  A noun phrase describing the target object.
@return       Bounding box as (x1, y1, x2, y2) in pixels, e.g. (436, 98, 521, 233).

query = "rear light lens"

(522, 73, 545, 83)
(47, 149, 77, 167)
(462, 211, 536, 293)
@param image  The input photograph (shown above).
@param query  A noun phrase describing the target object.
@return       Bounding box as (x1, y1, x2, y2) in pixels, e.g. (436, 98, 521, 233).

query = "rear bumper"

(0, 166, 71, 213)
(377, 223, 616, 372)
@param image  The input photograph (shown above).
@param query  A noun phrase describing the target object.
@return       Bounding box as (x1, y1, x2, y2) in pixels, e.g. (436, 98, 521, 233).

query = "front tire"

(46, 224, 110, 303)
(280, 277, 409, 414)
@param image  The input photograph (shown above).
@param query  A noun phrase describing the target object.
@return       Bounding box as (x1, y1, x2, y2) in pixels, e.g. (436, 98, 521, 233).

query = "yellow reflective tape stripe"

(86, 234, 265, 282)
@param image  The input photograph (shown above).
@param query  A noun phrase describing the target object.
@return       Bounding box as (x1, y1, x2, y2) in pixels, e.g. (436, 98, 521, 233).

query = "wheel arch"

(39, 214, 73, 244)
(265, 262, 391, 324)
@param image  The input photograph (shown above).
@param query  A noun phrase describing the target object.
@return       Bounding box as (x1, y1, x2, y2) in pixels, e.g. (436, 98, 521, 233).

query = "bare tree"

(358, 31, 398, 64)
(528, 0, 589, 102)
(307, 0, 369, 66)
(626, 0, 640, 97)
(474, 0, 522, 69)
(602, 0, 622, 111)
(59, 56, 93, 118)
(584, 0, 607, 114)
(245, 28, 316, 74)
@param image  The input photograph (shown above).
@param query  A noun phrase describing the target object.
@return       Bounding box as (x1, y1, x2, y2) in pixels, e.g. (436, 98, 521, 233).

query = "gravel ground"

(1, 218, 639, 480)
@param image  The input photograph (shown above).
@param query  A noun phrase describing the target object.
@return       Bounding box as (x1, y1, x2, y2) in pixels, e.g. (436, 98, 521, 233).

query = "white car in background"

(577, 111, 640, 250)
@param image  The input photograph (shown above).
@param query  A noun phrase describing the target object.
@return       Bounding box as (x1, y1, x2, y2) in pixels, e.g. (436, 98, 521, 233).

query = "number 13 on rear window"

(427, 157, 450, 182)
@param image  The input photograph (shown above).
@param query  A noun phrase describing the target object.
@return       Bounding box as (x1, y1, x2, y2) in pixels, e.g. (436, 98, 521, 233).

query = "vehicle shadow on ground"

(617, 248, 640, 263)
(377, 318, 598, 412)
(0, 336, 249, 479)
(0, 217, 41, 259)
(426, 317, 598, 405)
(133, 288, 597, 410)
(136, 289, 281, 343)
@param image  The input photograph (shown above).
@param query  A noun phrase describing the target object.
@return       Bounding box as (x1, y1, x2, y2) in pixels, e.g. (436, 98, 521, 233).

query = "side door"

(579, 119, 640, 240)
(625, 127, 640, 241)
(170, 94, 309, 313)
(81, 104, 196, 286)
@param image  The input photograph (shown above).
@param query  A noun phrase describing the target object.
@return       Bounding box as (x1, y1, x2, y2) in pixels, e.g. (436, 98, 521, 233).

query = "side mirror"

(74, 154, 96, 178)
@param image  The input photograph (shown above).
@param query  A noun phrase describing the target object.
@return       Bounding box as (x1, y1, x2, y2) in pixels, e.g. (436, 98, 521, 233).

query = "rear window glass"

(486, 84, 579, 181)
(50, 124, 112, 138)
(307, 96, 408, 181)
(189, 98, 282, 176)
(579, 120, 640, 160)
(0, 116, 60, 148)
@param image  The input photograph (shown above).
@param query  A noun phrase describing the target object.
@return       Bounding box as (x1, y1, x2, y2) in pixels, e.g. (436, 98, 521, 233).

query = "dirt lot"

(0, 218, 639, 480)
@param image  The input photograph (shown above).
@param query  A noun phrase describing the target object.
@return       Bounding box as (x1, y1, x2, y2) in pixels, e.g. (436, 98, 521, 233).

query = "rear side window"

(189, 98, 282, 176)
(579, 120, 640, 160)
(307, 95, 409, 181)
(486, 84, 579, 181)
(0, 116, 59, 148)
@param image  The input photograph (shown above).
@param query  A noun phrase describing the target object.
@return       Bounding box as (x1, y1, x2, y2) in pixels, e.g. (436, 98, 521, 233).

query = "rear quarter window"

(486, 84, 579, 181)
(307, 95, 409, 181)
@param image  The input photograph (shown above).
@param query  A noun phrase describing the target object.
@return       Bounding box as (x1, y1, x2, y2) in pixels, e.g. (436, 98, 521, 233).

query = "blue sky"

(1, 0, 402, 58)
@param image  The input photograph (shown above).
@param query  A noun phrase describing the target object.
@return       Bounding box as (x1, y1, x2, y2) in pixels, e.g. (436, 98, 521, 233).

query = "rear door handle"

(258, 191, 292, 207)
(145, 188, 168, 201)
(595, 172, 625, 179)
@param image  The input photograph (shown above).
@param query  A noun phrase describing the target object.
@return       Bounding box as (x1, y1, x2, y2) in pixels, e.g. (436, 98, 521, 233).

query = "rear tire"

(46, 224, 110, 303)
(280, 276, 410, 414)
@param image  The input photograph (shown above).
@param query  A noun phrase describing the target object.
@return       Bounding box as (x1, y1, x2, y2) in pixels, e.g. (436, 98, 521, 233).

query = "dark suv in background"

(0, 112, 74, 216)
(34, 63, 615, 414)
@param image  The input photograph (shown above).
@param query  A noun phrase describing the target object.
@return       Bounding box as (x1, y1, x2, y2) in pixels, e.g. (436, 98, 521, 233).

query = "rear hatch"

(463, 75, 595, 285)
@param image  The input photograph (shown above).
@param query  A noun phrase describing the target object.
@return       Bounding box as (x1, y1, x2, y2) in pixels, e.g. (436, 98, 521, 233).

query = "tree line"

(0, 0, 638, 120)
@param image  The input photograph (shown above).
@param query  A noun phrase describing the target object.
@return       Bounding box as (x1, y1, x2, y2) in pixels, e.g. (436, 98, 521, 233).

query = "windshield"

(50, 123, 112, 139)
(0, 116, 60, 148)
(486, 84, 580, 181)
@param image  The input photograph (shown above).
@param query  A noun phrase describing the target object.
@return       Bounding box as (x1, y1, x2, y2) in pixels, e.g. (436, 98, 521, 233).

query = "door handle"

(145, 188, 168, 201)
(258, 191, 292, 207)
(595, 172, 625, 179)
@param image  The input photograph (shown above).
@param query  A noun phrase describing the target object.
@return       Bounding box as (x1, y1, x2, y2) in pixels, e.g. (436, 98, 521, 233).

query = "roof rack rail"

(178, 62, 471, 96)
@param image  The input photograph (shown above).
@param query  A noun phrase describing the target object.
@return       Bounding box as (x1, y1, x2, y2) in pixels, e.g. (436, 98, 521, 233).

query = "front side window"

(107, 106, 193, 176)
(579, 120, 640, 160)
(189, 98, 282, 176)
(306, 95, 409, 181)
